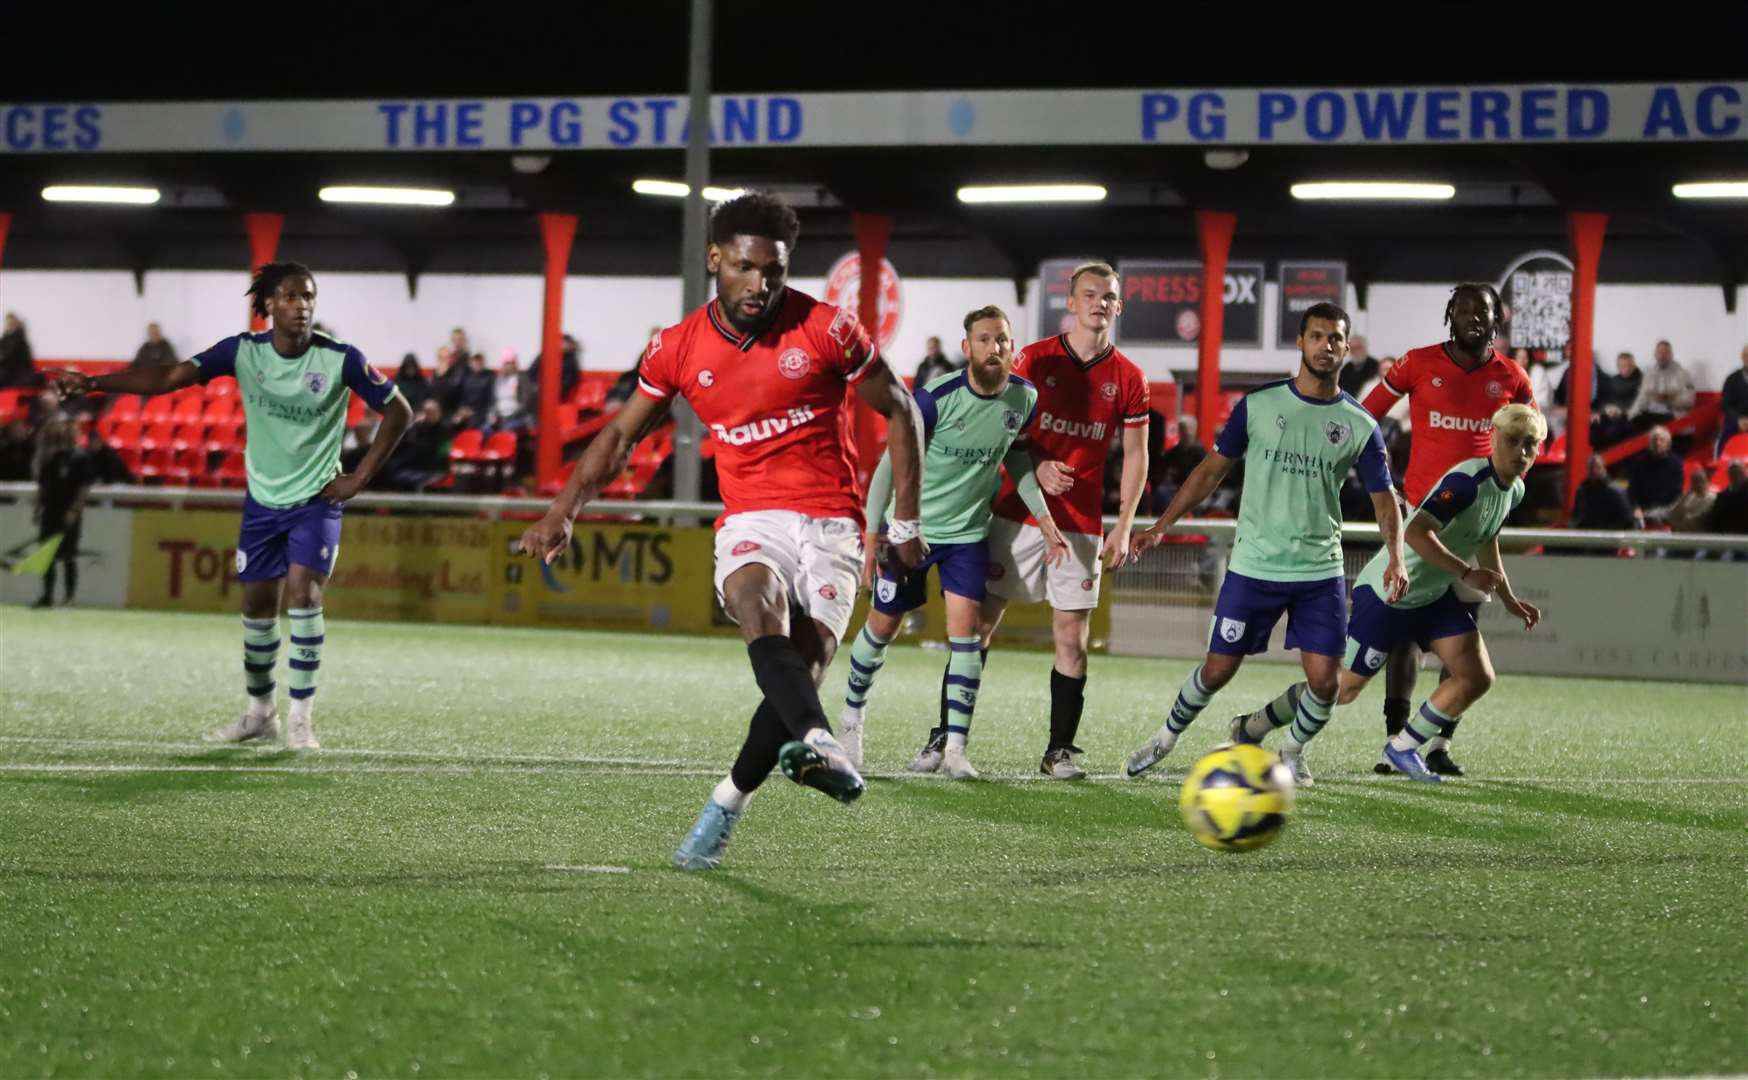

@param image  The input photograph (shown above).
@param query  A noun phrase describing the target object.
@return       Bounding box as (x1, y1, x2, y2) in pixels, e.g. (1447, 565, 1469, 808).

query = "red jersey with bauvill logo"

(1361, 343, 1535, 504)
(990, 334, 1150, 536)
(637, 289, 879, 526)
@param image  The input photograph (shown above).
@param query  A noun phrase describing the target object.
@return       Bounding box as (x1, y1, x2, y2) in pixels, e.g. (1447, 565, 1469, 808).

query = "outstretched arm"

(517, 392, 672, 563)
(46, 361, 203, 399)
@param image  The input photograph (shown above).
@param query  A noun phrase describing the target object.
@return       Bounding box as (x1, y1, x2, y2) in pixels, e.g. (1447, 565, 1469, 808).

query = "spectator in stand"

(1592, 351, 1641, 447)
(1667, 469, 1716, 533)
(487, 349, 532, 434)
(1719, 343, 1748, 455)
(0, 312, 37, 389)
(456, 352, 497, 426)
(1707, 461, 1748, 542)
(1151, 416, 1205, 510)
(1552, 351, 1602, 440)
(449, 327, 471, 362)
(529, 333, 582, 404)
(1630, 339, 1695, 433)
(0, 418, 36, 480)
(394, 353, 431, 413)
(382, 400, 457, 492)
(430, 345, 465, 414)
(608, 329, 660, 407)
(1628, 425, 1685, 527)
(914, 336, 959, 387)
(1570, 453, 1636, 548)
(341, 414, 379, 474)
(1337, 334, 1378, 397)
(130, 322, 178, 369)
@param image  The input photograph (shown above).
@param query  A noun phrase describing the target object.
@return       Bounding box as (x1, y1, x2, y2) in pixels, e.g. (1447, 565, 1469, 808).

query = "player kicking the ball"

(1312, 404, 1545, 782)
(838, 305, 1070, 779)
(1123, 302, 1406, 786)
(518, 193, 924, 872)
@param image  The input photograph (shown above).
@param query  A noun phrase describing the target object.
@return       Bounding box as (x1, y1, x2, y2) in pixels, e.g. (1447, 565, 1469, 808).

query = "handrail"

(2, 482, 1745, 552)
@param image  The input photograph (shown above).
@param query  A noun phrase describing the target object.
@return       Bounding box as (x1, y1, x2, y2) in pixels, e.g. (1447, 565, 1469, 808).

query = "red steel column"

(851, 211, 895, 489)
(1195, 211, 1237, 448)
(243, 212, 284, 331)
(1565, 212, 1607, 518)
(537, 213, 579, 492)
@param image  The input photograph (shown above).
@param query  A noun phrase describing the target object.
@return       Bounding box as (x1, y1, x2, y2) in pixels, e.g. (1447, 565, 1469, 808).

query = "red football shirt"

(1362, 343, 1536, 504)
(990, 334, 1150, 537)
(637, 289, 878, 526)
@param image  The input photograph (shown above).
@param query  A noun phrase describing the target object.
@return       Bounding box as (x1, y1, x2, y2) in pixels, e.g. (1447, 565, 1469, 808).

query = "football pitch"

(2, 608, 1743, 1078)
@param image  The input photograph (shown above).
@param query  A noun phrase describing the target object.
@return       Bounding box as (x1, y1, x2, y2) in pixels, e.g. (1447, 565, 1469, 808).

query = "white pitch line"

(0, 761, 1742, 786)
(0, 734, 688, 768)
(544, 864, 631, 874)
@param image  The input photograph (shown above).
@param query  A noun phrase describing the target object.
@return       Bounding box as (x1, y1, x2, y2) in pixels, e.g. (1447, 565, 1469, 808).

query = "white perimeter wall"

(3, 269, 1743, 393)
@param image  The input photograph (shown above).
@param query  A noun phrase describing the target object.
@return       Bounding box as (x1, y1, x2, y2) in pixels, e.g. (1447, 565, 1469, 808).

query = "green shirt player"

(1334, 403, 1546, 782)
(47, 262, 412, 751)
(1123, 302, 1407, 786)
(841, 304, 1071, 779)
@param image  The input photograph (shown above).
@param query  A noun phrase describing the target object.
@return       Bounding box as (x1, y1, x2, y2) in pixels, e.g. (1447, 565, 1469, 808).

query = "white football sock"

(711, 775, 753, 813)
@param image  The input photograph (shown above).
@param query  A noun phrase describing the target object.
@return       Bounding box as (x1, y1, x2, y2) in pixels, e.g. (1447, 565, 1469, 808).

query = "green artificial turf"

(2, 608, 1743, 1077)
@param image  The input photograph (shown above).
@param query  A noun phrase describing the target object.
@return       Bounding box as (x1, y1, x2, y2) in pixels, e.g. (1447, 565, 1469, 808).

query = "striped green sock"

(1391, 700, 1457, 752)
(242, 616, 279, 702)
(287, 607, 324, 703)
(1166, 665, 1214, 734)
(943, 636, 983, 748)
(1287, 685, 1335, 745)
(845, 624, 891, 708)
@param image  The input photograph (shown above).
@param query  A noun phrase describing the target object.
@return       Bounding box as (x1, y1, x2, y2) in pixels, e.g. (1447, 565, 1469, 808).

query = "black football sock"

(729, 701, 788, 793)
(1049, 668, 1088, 751)
(746, 635, 828, 739)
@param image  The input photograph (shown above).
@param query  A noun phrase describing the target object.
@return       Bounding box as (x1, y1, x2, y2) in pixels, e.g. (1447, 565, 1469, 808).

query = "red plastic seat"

(173, 393, 205, 420)
(106, 418, 142, 452)
(137, 446, 175, 483)
(204, 379, 235, 400)
(346, 395, 366, 425)
(140, 420, 177, 452)
(141, 396, 174, 422)
(1721, 433, 1748, 462)
(213, 451, 247, 488)
(478, 431, 517, 463)
(448, 429, 484, 462)
(170, 420, 205, 453)
(572, 380, 608, 413)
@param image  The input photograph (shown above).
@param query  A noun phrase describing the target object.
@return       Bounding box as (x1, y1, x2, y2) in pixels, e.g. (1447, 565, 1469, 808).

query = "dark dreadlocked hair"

(709, 192, 800, 249)
(1444, 282, 1503, 331)
(246, 261, 316, 320)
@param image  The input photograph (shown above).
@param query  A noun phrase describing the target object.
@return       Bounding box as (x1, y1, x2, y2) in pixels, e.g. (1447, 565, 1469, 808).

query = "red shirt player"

(1359, 283, 1535, 777)
(911, 262, 1151, 781)
(520, 194, 924, 872)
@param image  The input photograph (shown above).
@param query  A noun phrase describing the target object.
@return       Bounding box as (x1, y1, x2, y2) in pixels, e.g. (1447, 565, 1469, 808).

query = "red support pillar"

(243, 212, 284, 331)
(537, 213, 579, 493)
(0, 213, 11, 272)
(1195, 211, 1237, 448)
(851, 211, 895, 489)
(1565, 212, 1607, 518)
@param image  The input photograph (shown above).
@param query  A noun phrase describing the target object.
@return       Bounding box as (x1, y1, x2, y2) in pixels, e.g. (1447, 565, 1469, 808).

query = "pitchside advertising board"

(4, 83, 1741, 152)
(1116, 261, 1264, 347)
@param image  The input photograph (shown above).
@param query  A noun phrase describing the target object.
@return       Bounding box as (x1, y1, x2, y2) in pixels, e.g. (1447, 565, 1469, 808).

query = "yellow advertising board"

(127, 509, 493, 623)
(122, 510, 1099, 651)
(490, 519, 717, 632)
